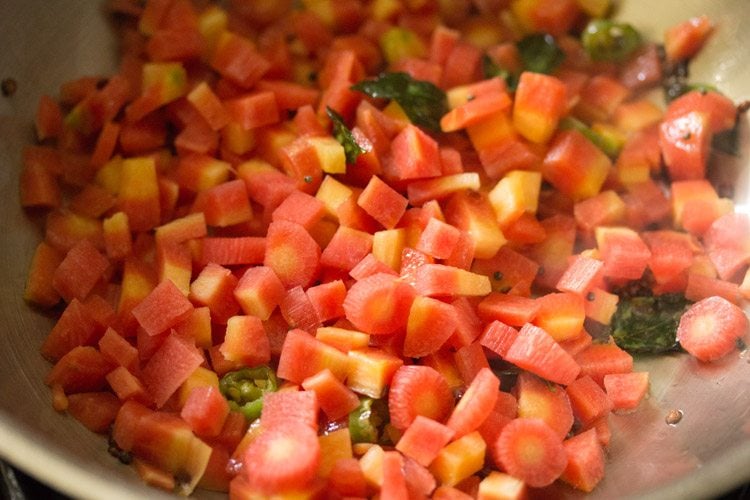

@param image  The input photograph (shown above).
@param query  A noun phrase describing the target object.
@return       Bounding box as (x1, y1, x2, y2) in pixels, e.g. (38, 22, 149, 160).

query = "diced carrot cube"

(556, 255, 605, 296)
(277, 329, 351, 384)
(24, 241, 64, 308)
(479, 321, 519, 359)
(52, 239, 110, 303)
(445, 190, 506, 260)
(513, 72, 567, 144)
(198, 236, 266, 267)
(155, 241, 191, 296)
(603, 372, 650, 411)
(180, 385, 230, 438)
(532, 292, 586, 342)
(573, 75, 630, 123)
(542, 130, 612, 202)
(45, 210, 103, 253)
(328, 457, 368, 497)
(19, 156, 62, 209)
(102, 212, 133, 262)
(560, 428, 605, 492)
(233, 266, 286, 321)
(477, 293, 540, 327)
(430, 431, 486, 487)
(175, 154, 231, 193)
(280, 285, 322, 333)
(566, 376, 613, 426)
(380, 451, 409, 499)
(676, 296, 749, 362)
(301, 368, 360, 421)
(98, 327, 139, 372)
(117, 156, 161, 232)
(453, 342, 489, 386)
(106, 366, 151, 404)
(67, 391, 121, 434)
(264, 220, 322, 289)
(210, 32, 270, 88)
(416, 218, 461, 260)
(574, 190, 627, 235)
(220, 315, 271, 367)
(117, 258, 157, 336)
(574, 343, 634, 386)
(32, 319, 83, 377)
(306, 279, 347, 323)
(446, 367, 499, 438)
(595, 226, 651, 281)
(140, 332, 204, 408)
(396, 416, 455, 467)
(583, 288, 619, 325)
(413, 264, 491, 297)
(347, 347, 404, 399)
(189, 263, 240, 324)
(187, 81, 230, 131)
(89, 121, 120, 169)
(271, 190, 326, 230)
(407, 173, 482, 207)
(317, 427, 353, 479)
(261, 390, 319, 431)
(315, 326, 370, 353)
(477, 471, 527, 500)
(504, 324, 581, 386)
(441, 91, 512, 132)
(357, 175, 408, 229)
(193, 179, 253, 227)
(154, 212, 208, 246)
(132, 278, 194, 337)
(386, 124, 441, 181)
(45, 345, 112, 393)
(320, 226, 373, 272)
(173, 306, 212, 349)
(664, 15, 713, 62)
(403, 295, 459, 358)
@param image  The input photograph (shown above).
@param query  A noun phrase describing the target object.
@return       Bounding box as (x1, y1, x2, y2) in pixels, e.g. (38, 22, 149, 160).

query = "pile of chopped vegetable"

(20, 0, 750, 497)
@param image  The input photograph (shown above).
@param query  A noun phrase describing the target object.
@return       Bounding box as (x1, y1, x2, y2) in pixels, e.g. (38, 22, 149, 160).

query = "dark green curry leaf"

(482, 34, 563, 90)
(326, 106, 367, 164)
(351, 72, 447, 132)
(610, 292, 692, 354)
(517, 33, 565, 75)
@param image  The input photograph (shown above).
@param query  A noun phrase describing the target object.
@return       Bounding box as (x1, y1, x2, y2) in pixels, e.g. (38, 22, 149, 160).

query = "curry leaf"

(517, 33, 565, 75)
(351, 72, 447, 132)
(326, 106, 367, 164)
(609, 288, 692, 354)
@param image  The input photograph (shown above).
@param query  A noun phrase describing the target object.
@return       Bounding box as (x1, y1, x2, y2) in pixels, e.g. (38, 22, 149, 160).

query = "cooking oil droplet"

(666, 408, 683, 426)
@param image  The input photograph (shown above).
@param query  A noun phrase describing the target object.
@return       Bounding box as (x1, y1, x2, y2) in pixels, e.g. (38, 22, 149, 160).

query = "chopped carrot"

(389, 365, 455, 430)
(446, 367, 500, 438)
(243, 426, 321, 493)
(492, 418, 567, 488)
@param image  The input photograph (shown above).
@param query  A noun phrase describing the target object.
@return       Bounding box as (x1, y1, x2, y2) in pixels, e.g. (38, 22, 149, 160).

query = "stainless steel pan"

(0, 1, 748, 498)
